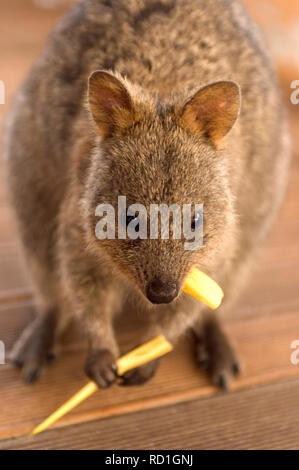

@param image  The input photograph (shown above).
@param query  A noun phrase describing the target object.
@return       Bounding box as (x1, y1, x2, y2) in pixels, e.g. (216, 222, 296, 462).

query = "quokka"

(5, 0, 290, 389)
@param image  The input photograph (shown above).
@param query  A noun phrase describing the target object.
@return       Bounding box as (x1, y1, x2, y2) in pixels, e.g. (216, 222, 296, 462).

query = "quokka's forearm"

(65, 272, 119, 356)
(59, 228, 119, 356)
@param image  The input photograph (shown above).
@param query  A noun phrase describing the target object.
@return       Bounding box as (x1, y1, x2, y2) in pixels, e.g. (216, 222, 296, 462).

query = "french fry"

(116, 335, 173, 376)
(29, 381, 98, 436)
(183, 266, 224, 309)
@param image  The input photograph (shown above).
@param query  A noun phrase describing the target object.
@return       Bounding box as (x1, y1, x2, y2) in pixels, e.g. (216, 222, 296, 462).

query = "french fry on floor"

(29, 335, 173, 436)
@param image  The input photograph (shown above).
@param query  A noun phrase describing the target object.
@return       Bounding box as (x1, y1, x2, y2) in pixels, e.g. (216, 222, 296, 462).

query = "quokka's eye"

(191, 212, 202, 230)
(126, 214, 140, 232)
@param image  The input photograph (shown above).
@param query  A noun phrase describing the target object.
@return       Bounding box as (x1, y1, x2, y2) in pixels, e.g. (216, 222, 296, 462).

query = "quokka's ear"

(180, 81, 240, 147)
(88, 70, 136, 137)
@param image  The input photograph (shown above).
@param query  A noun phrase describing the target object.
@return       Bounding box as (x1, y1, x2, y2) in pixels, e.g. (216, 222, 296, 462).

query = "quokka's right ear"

(180, 81, 240, 148)
(88, 70, 136, 137)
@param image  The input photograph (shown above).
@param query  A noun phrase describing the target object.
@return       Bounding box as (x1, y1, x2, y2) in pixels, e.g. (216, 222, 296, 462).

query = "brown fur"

(5, 0, 290, 388)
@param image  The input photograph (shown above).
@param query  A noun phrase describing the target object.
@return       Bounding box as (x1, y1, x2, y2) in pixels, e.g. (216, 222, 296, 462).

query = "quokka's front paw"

(10, 312, 57, 384)
(120, 359, 159, 386)
(194, 318, 241, 391)
(84, 349, 117, 388)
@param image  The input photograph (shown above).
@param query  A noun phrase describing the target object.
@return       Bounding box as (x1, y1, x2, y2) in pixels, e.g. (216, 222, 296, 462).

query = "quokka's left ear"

(180, 81, 241, 147)
(88, 70, 136, 138)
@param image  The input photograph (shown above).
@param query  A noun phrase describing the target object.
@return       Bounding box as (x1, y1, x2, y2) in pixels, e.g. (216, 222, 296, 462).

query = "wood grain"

(2, 377, 299, 450)
(0, 309, 299, 441)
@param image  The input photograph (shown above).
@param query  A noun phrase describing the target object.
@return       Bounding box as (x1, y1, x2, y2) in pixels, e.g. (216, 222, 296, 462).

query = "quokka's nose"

(146, 279, 179, 304)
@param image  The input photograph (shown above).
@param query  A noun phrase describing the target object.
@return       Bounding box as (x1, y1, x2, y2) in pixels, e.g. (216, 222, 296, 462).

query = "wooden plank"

(2, 377, 299, 450)
(0, 308, 298, 440)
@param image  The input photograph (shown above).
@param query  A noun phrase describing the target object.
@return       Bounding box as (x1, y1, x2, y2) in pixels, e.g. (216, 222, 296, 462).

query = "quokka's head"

(84, 70, 240, 304)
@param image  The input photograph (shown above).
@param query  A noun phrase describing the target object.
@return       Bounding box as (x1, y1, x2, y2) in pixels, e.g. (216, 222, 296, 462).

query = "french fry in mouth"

(183, 267, 224, 309)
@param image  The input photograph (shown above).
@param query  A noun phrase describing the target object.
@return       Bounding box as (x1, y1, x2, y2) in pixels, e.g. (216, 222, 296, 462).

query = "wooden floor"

(0, 1, 299, 450)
